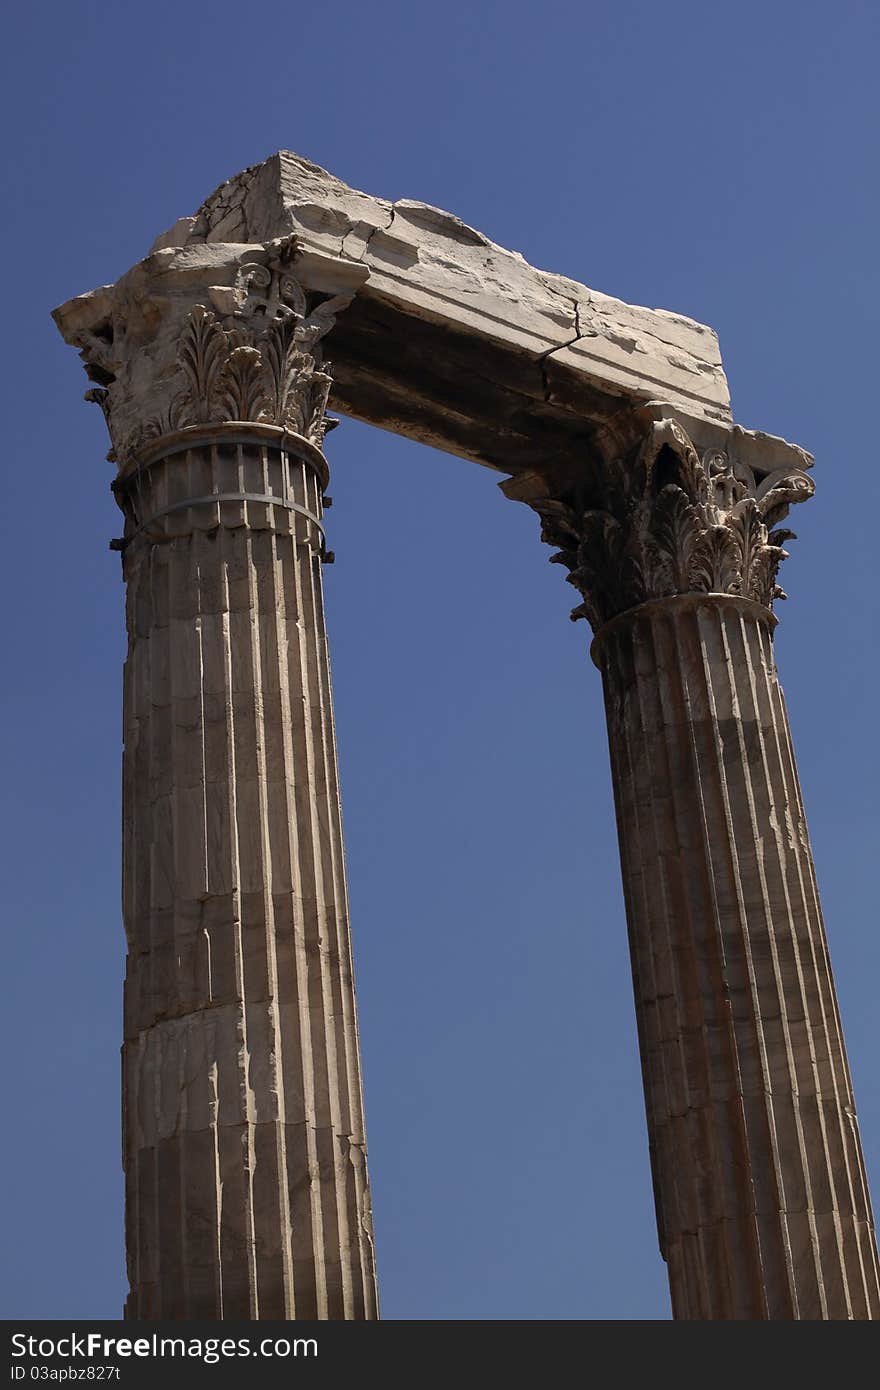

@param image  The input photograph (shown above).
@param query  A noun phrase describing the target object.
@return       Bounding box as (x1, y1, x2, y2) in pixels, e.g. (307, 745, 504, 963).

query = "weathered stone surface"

(594, 594, 880, 1318)
(506, 409, 880, 1319)
(502, 408, 815, 628)
(52, 150, 876, 1322)
(160, 151, 732, 417)
(55, 233, 368, 472)
(120, 430, 378, 1320)
(54, 150, 805, 484)
(55, 229, 381, 1319)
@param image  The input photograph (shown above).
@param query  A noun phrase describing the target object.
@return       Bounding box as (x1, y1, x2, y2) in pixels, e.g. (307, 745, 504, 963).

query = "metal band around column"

(110, 425, 330, 555)
(119, 493, 325, 548)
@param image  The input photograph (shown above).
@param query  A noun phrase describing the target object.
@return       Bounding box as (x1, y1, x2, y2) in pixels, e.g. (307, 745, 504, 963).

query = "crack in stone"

(191, 164, 260, 244)
(340, 204, 397, 263)
(366, 203, 397, 255)
(536, 296, 583, 402)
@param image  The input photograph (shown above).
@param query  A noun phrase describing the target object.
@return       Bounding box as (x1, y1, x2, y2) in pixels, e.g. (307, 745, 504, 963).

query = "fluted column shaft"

(119, 428, 378, 1319)
(594, 593, 879, 1319)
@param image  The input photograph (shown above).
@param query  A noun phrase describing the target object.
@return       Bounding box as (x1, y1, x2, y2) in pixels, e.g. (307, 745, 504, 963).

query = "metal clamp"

(111, 492, 326, 554)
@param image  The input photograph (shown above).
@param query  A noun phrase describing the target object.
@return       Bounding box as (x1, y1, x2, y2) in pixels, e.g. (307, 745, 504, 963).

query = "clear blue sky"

(2, 0, 877, 1321)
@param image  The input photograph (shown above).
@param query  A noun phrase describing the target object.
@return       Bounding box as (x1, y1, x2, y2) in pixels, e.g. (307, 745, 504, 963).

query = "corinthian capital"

(53, 234, 369, 469)
(502, 408, 815, 631)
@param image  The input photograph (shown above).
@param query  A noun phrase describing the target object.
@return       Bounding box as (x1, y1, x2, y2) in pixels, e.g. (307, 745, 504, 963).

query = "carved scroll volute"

(502, 415, 815, 631)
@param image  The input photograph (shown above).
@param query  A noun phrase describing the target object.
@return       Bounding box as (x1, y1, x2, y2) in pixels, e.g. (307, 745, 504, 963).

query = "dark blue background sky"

(2, 0, 877, 1320)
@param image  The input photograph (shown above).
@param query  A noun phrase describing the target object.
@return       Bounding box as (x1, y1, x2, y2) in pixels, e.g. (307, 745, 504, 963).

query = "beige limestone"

(505, 412, 880, 1318)
(597, 594, 879, 1317)
(53, 231, 380, 1318)
(53, 151, 877, 1321)
(54, 150, 812, 485)
(120, 427, 378, 1319)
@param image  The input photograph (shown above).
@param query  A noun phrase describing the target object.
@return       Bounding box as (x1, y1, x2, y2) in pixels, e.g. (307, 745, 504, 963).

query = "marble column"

(59, 243, 378, 1319)
(504, 412, 880, 1319)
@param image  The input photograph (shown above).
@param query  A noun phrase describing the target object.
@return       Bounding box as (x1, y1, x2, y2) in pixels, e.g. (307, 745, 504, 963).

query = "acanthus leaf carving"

(175, 304, 229, 426)
(508, 416, 815, 631)
(221, 341, 267, 422)
(111, 238, 348, 466)
(259, 316, 312, 429)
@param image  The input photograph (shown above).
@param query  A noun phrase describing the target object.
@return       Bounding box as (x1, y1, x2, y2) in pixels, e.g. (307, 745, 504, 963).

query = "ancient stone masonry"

(81, 236, 354, 470)
(503, 414, 815, 626)
(62, 239, 378, 1320)
(54, 151, 878, 1320)
(504, 410, 880, 1318)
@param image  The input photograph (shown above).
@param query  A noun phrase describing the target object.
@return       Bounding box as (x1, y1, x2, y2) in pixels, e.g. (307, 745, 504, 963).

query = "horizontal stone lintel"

(53, 150, 811, 479)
